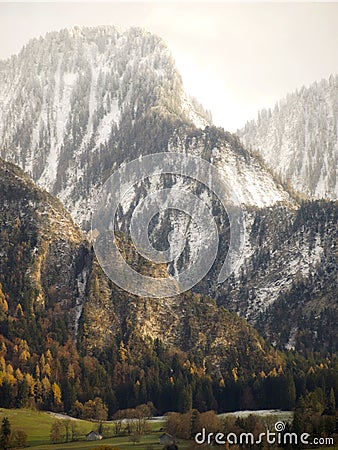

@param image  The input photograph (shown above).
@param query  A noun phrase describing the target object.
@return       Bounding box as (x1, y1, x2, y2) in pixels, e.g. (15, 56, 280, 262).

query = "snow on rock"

(0, 26, 212, 229)
(238, 76, 338, 200)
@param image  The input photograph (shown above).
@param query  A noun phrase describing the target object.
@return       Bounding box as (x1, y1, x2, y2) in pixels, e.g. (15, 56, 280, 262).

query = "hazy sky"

(0, 2, 337, 131)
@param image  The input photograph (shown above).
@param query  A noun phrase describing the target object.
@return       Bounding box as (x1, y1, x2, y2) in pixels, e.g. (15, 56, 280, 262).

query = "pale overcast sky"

(0, 2, 337, 131)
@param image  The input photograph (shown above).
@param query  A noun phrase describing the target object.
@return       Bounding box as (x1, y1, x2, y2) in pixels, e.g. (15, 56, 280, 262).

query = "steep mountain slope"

(208, 201, 338, 356)
(0, 158, 288, 414)
(238, 76, 338, 200)
(0, 158, 86, 331)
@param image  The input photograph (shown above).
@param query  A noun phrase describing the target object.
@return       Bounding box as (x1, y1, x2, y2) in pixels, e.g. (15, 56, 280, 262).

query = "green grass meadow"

(0, 408, 188, 449)
(30, 433, 191, 450)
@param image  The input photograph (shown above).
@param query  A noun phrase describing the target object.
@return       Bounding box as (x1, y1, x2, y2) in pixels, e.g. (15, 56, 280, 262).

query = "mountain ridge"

(238, 75, 338, 200)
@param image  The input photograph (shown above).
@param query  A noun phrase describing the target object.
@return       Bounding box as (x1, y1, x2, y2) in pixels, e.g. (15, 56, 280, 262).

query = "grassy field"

(0, 408, 108, 446)
(30, 433, 191, 450)
(0, 408, 186, 449)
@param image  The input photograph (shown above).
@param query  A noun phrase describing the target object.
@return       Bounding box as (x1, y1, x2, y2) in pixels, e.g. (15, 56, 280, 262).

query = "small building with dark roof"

(159, 432, 175, 446)
(86, 430, 102, 441)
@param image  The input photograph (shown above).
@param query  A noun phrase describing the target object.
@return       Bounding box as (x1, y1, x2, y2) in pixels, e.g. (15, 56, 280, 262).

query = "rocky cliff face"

(0, 157, 87, 332)
(238, 76, 338, 200)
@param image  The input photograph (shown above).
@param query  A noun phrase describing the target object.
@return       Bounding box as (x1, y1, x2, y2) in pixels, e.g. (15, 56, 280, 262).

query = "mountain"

(238, 76, 338, 200)
(0, 26, 293, 230)
(0, 26, 210, 229)
(0, 27, 337, 370)
(0, 157, 293, 414)
(232, 77, 338, 352)
(209, 200, 338, 356)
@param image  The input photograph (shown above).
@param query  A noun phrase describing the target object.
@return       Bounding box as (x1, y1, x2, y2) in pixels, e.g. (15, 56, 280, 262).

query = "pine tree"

(0, 417, 11, 450)
(327, 388, 336, 415)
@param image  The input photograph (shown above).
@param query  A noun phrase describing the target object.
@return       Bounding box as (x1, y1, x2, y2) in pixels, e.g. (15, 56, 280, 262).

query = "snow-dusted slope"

(112, 128, 294, 281)
(0, 26, 210, 226)
(168, 128, 292, 208)
(238, 76, 338, 200)
(0, 26, 294, 230)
